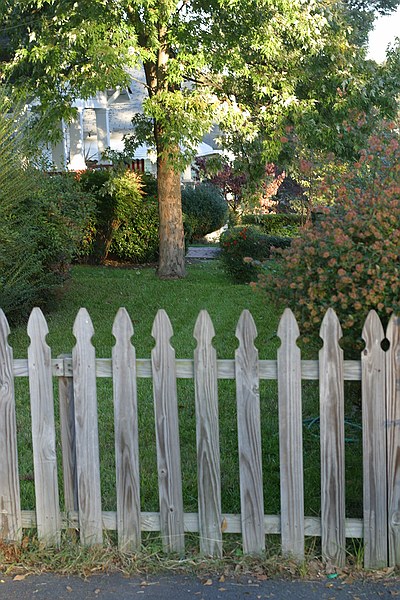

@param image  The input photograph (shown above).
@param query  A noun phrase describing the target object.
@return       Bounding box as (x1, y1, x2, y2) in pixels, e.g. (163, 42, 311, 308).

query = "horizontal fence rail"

(0, 307, 399, 569)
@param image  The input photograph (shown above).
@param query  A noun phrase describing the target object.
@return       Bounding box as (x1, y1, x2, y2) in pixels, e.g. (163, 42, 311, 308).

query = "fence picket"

(235, 310, 265, 554)
(72, 308, 102, 545)
(58, 354, 78, 515)
(277, 309, 304, 560)
(361, 311, 387, 568)
(5, 306, 400, 565)
(194, 310, 222, 556)
(112, 308, 141, 552)
(0, 310, 22, 542)
(386, 314, 400, 567)
(27, 308, 61, 546)
(319, 308, 345, 567)
(151, 310, 184, 553)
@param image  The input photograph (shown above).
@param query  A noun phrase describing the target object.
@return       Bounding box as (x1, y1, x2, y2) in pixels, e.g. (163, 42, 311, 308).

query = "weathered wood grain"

(72, 308, 102, 545)
(386, 314, 400, 567)
(194, 310, 222, 556)
(20, 509, 364, 538)
(112, 308, 141, 552)
(0, 310, 22, 542)
(319, 309, 345, 568)
(12, 357, 363, 382)
(277, 309, 304, 560)
(151, 310, 184, 553)
(58, 354, 78, 515)
(235, 310, 265, 554)
(27, 308, 61, 546)
(361, 311, 387, 568)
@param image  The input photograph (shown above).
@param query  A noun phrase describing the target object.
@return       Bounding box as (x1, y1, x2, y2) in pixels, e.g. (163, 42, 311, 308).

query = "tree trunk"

(142, 26, 187, 279)
(156, 153, 186, 278)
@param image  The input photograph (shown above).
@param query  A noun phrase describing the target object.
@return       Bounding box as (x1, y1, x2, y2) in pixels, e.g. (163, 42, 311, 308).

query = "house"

(49, 68, 221, 179)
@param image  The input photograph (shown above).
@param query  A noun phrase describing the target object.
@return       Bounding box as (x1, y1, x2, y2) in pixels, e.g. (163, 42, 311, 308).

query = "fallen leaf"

(94, 589, 101, 595)
(218, 587, 226, 592)
(66, 586, 73, 592)
(221, 518, 228, 533)
(203, 579, 213, 586)
(219, 575, 225, 583)
(13, 574, 27, 581)
(256, 574, 268, 581)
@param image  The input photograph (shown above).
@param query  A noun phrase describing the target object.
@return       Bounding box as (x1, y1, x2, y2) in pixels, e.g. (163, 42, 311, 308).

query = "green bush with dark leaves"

(0, 106, 95, 322)
(31, 172, 95, 278)
(219, 226, 291, 283)
(181, 183, 228, 241)
(79, 168, 159, 264)
(241, 213, 302, 237)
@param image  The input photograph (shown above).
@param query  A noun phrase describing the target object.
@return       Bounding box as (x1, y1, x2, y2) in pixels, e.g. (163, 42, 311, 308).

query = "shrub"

(220, 226, 291, 283)
(79, 168, 159, 264)
(255, 121, 400, 351)
(30, 172, 96, 277)
(241, 213, 302, 237)
(0, 92, 95, 322)
(181, 183, 228, 241)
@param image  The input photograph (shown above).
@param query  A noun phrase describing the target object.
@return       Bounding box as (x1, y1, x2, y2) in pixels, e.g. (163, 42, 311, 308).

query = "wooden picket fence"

(0, 306, 399, 570)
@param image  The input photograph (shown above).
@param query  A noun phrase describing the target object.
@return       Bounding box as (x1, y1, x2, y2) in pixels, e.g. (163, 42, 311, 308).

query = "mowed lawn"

(9, 260, 362, 526)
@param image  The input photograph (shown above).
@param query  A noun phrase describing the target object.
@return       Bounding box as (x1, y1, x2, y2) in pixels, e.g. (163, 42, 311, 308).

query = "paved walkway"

(186, 246, 221, 260)
(0, 572, 398, 599)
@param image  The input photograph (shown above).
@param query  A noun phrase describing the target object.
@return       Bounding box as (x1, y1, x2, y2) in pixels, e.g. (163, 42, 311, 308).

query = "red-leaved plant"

(255, 120, 400, 351)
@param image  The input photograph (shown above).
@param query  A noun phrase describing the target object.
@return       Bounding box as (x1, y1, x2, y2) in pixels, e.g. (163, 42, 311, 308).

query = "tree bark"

(156, 152, 186, 278)
(144, 32, 186, 279)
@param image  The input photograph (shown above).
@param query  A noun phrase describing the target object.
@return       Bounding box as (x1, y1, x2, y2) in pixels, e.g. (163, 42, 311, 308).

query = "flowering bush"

(220, 226, 291, 283)
(256, 121, 400, 350)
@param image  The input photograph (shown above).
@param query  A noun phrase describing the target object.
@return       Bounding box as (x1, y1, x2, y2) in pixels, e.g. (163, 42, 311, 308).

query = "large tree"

(1, 0, 399, 277)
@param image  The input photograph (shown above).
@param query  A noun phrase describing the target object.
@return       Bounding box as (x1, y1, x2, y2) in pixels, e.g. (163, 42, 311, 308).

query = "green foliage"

(4, 0, 399, 278)
(0, 91, 95, 321)
(80, 168, 159, 264)
(220, 226, 291, 283)
(255, 121, 400, 351)
(31, 172, 96, 275)
(181, 183, 228, 241)
(241, 213, 302, 237)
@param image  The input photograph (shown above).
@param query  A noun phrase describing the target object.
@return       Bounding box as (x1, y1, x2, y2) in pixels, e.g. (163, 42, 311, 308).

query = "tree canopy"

(1, 0, 399, 277)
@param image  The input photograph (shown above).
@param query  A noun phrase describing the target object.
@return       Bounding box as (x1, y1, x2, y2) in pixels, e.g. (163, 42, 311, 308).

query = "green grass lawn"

(9, 260, 362, 525)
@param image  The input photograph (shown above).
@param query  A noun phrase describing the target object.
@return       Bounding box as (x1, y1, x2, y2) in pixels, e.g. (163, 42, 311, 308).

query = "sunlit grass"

(8, 260, 362, 524)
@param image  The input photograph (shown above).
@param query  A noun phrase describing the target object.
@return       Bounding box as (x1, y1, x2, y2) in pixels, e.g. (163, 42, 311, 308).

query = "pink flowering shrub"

(256, 121, 400, 349)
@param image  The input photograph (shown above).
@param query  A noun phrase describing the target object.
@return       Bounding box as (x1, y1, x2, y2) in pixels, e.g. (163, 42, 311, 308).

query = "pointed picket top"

(73, 308, 95, 343)
(361, 309, 387, 569)
(112, 307, 134, 343)
(235, 309, 257, 350)
(151, 309, 174, 346)
(27, 307, 61, 547)
(27, 307, 49, 345)
(277, 308, 300, 346)
(320, 307, 342, 344)
(194, 310, 215, 349)
(362, 310, 385, 351)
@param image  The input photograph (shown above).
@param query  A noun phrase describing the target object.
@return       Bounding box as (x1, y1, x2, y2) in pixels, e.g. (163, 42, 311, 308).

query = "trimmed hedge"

(219, 226, 291, 283)
(241, 213, 302, 237)
(181, 183, 228, 241)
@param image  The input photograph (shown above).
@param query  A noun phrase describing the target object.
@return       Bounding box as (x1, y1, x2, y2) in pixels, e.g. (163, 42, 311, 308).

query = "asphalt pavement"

(0, 573, 399, 600)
